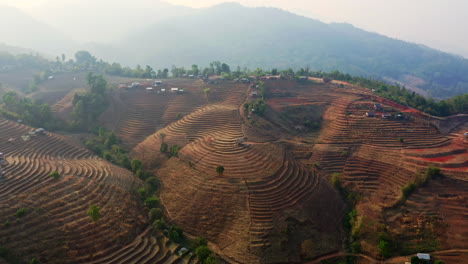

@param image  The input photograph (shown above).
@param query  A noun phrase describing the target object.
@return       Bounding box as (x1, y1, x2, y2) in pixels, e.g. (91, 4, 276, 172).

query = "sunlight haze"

(1, 0, 467, 57)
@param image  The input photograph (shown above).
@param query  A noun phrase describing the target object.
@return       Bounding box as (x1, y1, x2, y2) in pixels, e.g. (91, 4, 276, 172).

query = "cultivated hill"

(93, 2, 468, 98)
(87, 77, 468, 263)
(0, 119, 146, 263)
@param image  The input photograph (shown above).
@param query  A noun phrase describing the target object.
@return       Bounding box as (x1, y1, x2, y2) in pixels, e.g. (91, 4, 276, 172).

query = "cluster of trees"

(399, 165, 442, 203)
(1, 91, 63, 129)
(84, 128, 136, 170)
(71, 73, 108, 130)
(0, 52, 53, 71)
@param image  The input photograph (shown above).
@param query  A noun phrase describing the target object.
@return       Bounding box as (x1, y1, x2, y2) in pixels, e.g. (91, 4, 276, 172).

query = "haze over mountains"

(2, 2, 468, 98)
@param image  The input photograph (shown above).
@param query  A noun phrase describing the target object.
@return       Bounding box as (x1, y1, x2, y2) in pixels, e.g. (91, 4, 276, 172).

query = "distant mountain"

(33, 0, 195, 44)
(91, 3, 468, 98)
(0, 6, 77, 56)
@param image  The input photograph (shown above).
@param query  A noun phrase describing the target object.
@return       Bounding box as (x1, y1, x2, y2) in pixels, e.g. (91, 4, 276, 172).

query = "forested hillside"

(89, 3, 468, 98)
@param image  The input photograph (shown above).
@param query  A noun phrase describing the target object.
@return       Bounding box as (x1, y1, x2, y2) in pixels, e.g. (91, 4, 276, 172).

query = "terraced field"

(0, 118, 146, 263)
(2, 77, 466, 263)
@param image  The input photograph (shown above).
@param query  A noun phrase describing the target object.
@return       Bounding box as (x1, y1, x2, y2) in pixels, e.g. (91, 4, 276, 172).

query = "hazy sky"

(2, 0, 468, 57)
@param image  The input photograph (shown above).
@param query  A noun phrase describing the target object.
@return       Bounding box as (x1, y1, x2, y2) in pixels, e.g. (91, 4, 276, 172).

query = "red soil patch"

(423, 155, 456, 162)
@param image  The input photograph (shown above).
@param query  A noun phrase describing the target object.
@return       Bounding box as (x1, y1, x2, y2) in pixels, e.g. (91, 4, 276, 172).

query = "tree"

(169, 145, 180, 157)
(87, 204, 101, 222)
(144, 196, 160, 209)
(75, 51, 96, 66)
(205, 255, 218, 264)
(195, 246, 212, 263)
(159, 133, 167, 141)
(131, 159, 143, 173)
(216, 166, 225, 175)
(203, 88, 211, 99)
(50, 171, 60, 179)
(160, 142, 168, 153)
(146, 177, 159, 192)
(377, 239, 391, 258)
(330, 173, 341, 189)
(148, 208, 163, 222)
(411, 256, 421, 264)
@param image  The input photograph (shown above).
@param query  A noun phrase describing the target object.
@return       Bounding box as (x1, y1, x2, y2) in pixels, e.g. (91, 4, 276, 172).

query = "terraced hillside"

(0, 118, 146, 263)
(130, 78, 467, 263)
(133, 79, 346, 264)
(3, 75, 466, 263)
(101, 79, 246, 147)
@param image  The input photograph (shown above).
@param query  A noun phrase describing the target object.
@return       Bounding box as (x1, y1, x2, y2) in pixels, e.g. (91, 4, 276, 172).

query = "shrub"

(136, 169, 149, 180)
(216, 166, 225, 175)
(153, 219, 167, 230)
(144, 196, 160, 209)
(15, 208, 27, 218)
(195, 246, 212, 263)
(50, 171, 60, 179)
(377, 239, 391, 258)
(192, 237, 208, 248)
(168, 225, 184, 243)
(427, 165, 442, 179)
(434, 260, 445, 264)
(331, 173, 342, 189)
(169, 145, 180, 157)
(30, 257, 41, 264)
(148, 208, 163, 222)
(145, 177, 159, 193)
(130, 159, 142, 173)
(137, 187, 148, 200)
(160, 142, 168, 153)
(205, 255, 218, 264)
(399, 137, 404, 143)
(401, 183, 416, 199)
(87, 204, 101, 222)
(350, 241, 361, 254)
(411, 256, 420, 264)
(103, 151, 112, 161)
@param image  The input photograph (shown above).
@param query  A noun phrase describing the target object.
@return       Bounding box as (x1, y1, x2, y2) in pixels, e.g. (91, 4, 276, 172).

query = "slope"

(0, 118, 146, 263)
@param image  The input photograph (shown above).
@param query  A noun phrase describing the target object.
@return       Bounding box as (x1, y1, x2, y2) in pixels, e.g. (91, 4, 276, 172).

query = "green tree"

(411, 256, 420, 264)
(160, 142, 168, 153)
(50, 171, 60, 179)
(377, 239, 391, 258)
(144, 196, 160, 209)
(131, 159, 143, 173)
(148, 208, 163, 222)
(216, 166, 225, 175)
(196, 246, 212, 263)
(205, 255, 218, 264)
(87, 204, 101, 222)
(75, 51, 96, 66)
(145, 177, 159, 193)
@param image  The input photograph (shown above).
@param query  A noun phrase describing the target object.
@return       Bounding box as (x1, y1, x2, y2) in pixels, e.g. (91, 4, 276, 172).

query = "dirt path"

(305, 249, 468, 264)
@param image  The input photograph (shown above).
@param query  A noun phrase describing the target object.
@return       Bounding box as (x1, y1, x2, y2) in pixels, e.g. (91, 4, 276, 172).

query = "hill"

(90, 3, 468, 98)
(1, 72, 467, 263)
